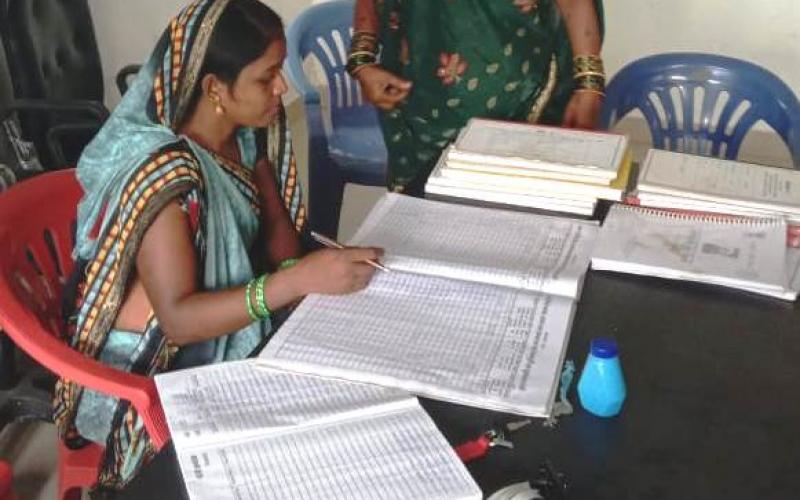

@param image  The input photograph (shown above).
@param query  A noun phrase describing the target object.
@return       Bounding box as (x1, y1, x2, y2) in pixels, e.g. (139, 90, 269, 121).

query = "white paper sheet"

(176, 406, 481, 500)
(453, 118, 628, 180)
(260, 271, 577, 416)
(437, 160, 625, 200)
(155, 361, 409, 450)
(426, 181, 597, 216)
(349, 194, 598, 299)
(156, 362, 481, 500)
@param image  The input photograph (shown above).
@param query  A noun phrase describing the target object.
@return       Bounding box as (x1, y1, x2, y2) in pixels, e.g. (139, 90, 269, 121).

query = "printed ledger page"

(260, 271, 576, 416)
(156, 362, 481, 500)
(350, 193, 597, 298)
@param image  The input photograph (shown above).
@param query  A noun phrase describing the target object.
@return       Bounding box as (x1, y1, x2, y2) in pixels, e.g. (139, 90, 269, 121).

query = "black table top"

(117, 271, 800, 500)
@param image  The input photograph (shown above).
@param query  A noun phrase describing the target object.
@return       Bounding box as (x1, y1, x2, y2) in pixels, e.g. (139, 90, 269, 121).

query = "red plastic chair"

(0, 460, 17, 500)
(0, 170, 170, 500)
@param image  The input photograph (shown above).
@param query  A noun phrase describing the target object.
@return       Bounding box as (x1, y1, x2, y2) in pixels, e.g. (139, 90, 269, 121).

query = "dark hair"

(186, 0, 284, 113)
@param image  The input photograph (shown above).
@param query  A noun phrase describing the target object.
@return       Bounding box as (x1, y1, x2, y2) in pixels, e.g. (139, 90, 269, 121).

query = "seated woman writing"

(53, 0, 381, 490)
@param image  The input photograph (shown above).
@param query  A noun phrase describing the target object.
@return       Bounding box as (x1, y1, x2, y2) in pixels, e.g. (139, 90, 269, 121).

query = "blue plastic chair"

(601, 53, 800, 168)
(284, 0, 387, 237)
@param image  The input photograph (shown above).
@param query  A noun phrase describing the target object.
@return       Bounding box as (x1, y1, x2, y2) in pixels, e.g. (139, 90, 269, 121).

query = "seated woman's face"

(221, 39, 288, 128)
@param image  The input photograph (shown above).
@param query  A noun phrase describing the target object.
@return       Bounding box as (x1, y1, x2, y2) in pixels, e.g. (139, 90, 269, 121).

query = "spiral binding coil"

(616, 203, 786, 227)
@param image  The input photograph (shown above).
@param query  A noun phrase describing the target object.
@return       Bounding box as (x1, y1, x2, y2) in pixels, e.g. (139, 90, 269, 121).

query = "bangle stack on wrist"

(245, 274, 272, 322)
(573, 54, 606, 98)
(346, 31, 379, 77)
(279, 258, 299, 270)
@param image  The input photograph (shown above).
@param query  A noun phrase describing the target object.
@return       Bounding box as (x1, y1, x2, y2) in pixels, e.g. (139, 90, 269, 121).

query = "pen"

(310, 231, 391, 272)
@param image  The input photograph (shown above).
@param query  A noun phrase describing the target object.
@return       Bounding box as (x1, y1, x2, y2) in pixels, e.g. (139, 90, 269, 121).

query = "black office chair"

(0, 0, 139, 168)
(0, 28, 56, 432)
(0, 23, 44, 189)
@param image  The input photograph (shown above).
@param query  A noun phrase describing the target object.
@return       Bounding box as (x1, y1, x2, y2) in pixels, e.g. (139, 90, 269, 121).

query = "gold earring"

(210, 94, 224, 115)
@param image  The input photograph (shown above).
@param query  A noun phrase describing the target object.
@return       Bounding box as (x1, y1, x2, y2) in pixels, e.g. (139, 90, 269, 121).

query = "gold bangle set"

(346, 32, 379, 77)
(573, 54, 606, 97)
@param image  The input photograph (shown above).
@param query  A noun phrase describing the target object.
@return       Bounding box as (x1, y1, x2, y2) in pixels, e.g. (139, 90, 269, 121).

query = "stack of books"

(629, 149, 800, 246)
(425, 118, 634, 216)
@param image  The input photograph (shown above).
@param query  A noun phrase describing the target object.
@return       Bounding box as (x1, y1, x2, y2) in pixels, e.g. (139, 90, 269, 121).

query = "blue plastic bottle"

(577, 338, 626, 417)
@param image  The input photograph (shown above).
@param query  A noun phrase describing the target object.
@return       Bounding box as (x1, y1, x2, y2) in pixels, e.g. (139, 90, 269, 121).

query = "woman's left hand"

(562, 90, 603, 129)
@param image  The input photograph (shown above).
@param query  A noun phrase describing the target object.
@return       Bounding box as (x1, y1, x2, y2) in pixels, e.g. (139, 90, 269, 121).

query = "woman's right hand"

(289, 247, 384, 296)
(355, 65, 412, 110)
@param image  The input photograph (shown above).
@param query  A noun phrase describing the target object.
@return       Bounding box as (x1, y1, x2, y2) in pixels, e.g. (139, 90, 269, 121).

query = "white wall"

(603, 0, 800, 92)
(88, 0, 308, 106)
(91, 0, 800, 108)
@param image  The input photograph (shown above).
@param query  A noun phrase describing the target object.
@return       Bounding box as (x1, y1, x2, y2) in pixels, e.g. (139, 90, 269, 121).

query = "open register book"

(592, 204, 800, 300)
(259, 194, 598, 417)
(155, 360, 481, 500)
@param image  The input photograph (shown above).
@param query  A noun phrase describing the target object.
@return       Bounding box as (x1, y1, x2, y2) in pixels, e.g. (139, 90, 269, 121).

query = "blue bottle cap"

(590, 337, 619, 359)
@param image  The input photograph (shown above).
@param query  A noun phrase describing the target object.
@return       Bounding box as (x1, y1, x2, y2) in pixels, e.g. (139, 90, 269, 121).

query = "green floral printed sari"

(375, 0, 603, 193)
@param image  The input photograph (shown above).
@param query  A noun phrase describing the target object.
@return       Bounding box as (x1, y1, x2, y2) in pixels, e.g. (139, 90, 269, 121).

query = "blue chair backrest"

(284, 0, 379, 132)
(601, 53, 800, 167)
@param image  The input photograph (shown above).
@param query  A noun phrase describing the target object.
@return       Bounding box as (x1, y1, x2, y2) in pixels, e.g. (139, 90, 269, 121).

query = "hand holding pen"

(310, 231, 391, 272)
(281, 241, 385, 297)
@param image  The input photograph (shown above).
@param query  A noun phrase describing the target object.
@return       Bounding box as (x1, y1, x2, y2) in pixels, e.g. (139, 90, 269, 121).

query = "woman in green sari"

(350, 0, 604, 195)
(54, 0, 381, 490)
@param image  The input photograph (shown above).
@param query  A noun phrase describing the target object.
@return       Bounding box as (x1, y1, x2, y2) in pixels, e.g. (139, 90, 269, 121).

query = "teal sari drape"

(53, 0, 305, 488)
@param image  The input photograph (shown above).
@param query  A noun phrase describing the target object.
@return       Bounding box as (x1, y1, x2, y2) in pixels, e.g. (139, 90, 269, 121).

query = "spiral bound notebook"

(591, 204, 799, 300)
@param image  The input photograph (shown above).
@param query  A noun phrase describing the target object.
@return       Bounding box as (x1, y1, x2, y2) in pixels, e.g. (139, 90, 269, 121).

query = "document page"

(452, 118, 628, 179)
(639, 149, 800, 213)
(155, 361, 410, 450)
(592, 205, 788, 293)
(176, 405, 481, 500)
(350, 194, 598, 299)
(437, 160, 625, 200)
(260, 270, 577, 416)
(426, 181, 598, 215)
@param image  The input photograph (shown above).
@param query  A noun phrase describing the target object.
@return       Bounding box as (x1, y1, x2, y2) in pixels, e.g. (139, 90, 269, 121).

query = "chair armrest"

(115, 64, 142, 96)
(2, 100, 107, 167)
(45, 123, 103, 167)
(3, 98, 110, 123)
(0, 302, 170, 449)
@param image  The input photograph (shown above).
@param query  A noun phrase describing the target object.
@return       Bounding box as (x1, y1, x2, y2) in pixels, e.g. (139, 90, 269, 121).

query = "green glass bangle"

(279, 258, 299, 270)
(245, 279, 260, 322)
(255, 274, 271, 319)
